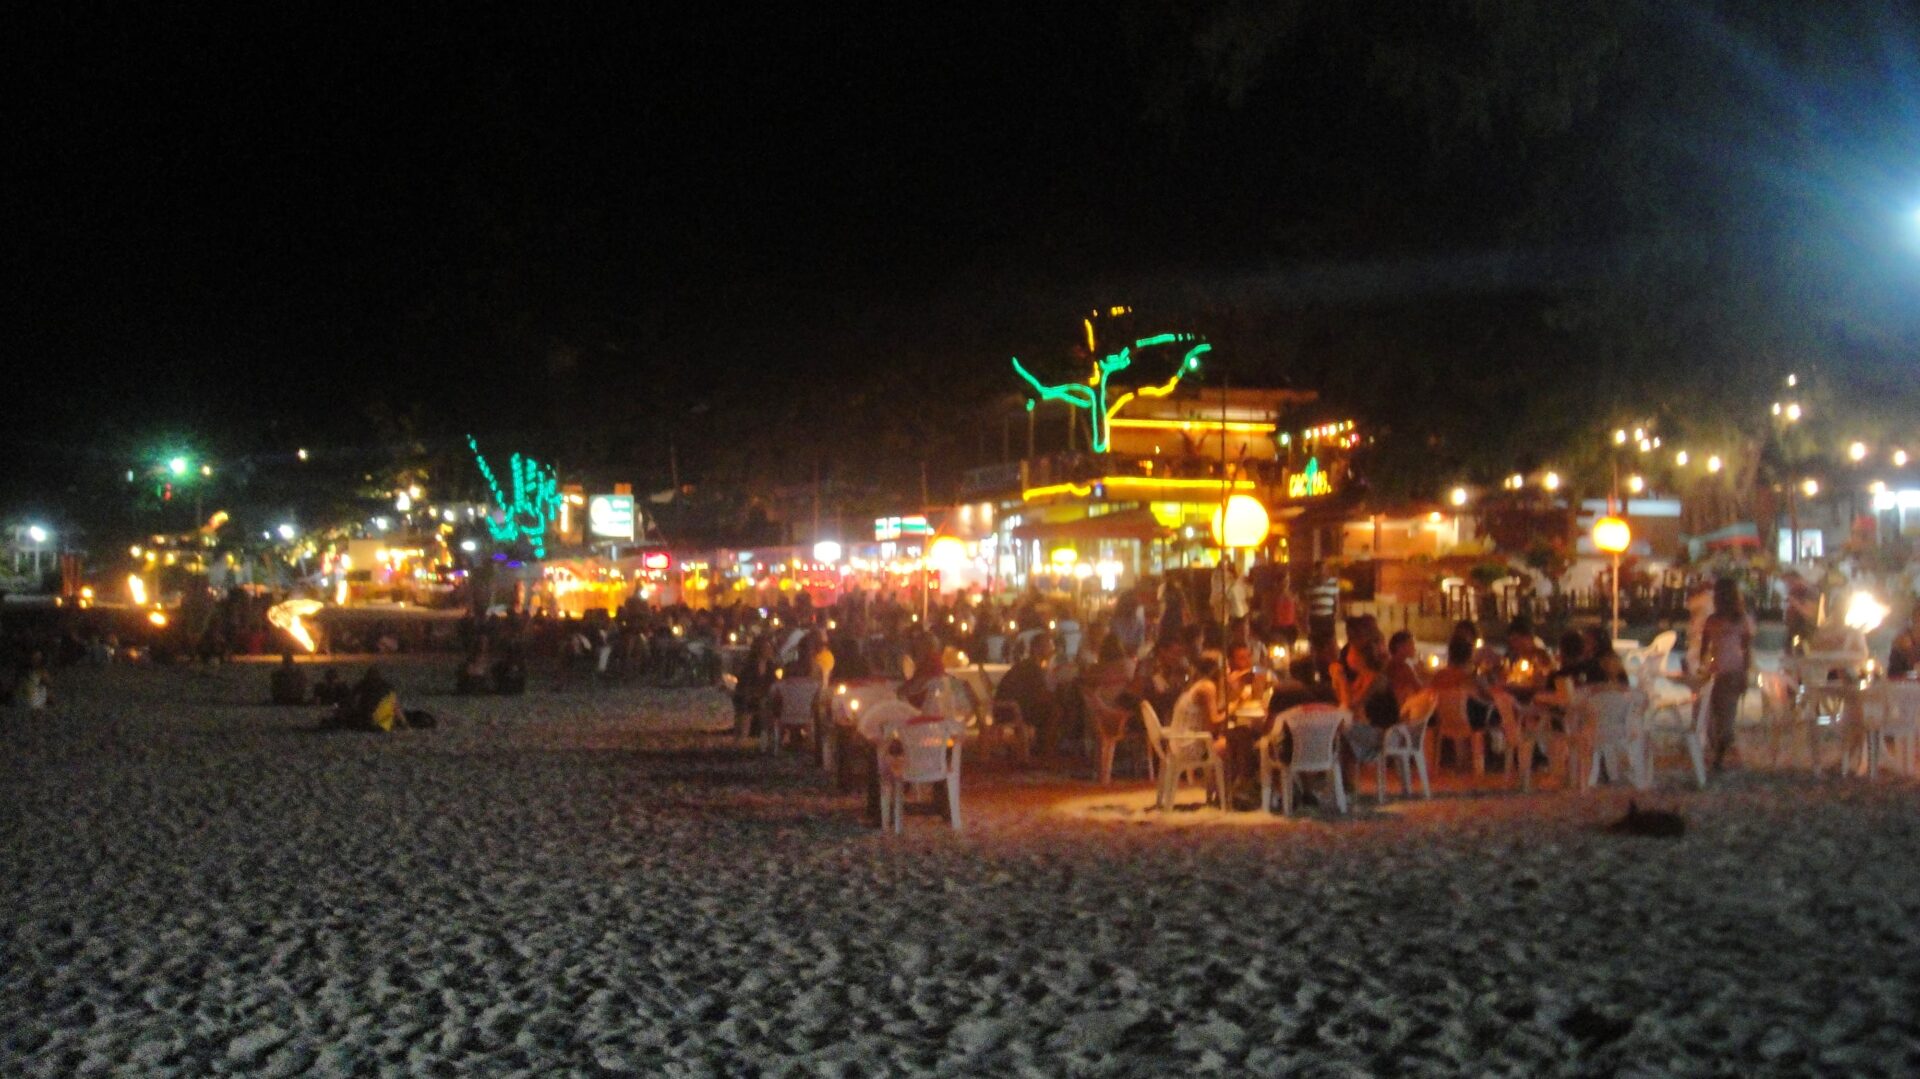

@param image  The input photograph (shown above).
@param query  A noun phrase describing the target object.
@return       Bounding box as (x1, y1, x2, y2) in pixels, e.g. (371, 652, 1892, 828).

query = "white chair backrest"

(778, 678, 821, 725)
(887, 715, 962, 783)
(1434, 688, 1473, 736)
(1586, 687, 1643, 740)
(1170, 682, 1211, 733)
(1882, 681, 1920, 731)
(1396, 688, 1436, 733)
(860, 699, 918, 741)
(1489, 688, 1522, 732)
(1281, 706, 1348, 771)
(1644, 630, 1676, 671)
(1139, 700, 1170, 755)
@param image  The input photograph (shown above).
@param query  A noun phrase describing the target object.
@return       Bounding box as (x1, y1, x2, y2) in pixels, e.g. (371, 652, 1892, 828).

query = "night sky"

(13, 3, 1920, 531)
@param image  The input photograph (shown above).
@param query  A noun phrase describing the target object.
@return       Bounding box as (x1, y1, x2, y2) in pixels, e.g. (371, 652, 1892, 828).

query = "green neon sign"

(468, 435, 564, 558)
(1010, 334, 1211, 453)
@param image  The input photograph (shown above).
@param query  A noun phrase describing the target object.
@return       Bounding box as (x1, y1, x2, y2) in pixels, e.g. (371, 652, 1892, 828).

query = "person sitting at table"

(994, 633, 1058, 756)
(269, 651, 309, 705)
(1550, 630, 1590, 685)
(898, 635, 946, 709)
(1222, 641, 1261, 706)
(1085, 633, 1135, 699)
(1505, 617, 1551, 672)
(733, 636, 778, 739)
(1331, 628, 1397, 772)
(1575, 626, 1629, 686)
(1385, 630, 1426, 705)
(1453, 619, 1501, 679)
(1131, 635, 1190, 723)
(1079, 634, 1138, 766)
(1429, 632, 1500, 763)
(1888, 606, 1920, 678)
(1170, 654, 1223, 734)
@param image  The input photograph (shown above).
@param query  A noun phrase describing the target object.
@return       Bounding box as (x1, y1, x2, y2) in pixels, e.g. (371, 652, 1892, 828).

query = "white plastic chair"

(878, 712, 965, 833)
(1490, 689, 1535, 790)
(1258, 705, 1348, 815)
(1637, 631, 1677, 684)
(1582, 686, 1646, 789)
(1139, 700, 1226, 811)
(1081, 687, 1133, 785)
(1432, 688, 1484, 777)
(1638, 681, 1706, 789)
(1745, 670, 1798, 767)
(765, 677, 822, 755)
(1863, 681, 1920, 779)
(1377, 691, 1436, 802)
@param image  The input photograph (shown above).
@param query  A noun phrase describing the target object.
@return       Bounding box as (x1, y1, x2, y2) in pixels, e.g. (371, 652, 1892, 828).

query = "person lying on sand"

(311, 669, 349, 708)
(322, 667, 407, 731)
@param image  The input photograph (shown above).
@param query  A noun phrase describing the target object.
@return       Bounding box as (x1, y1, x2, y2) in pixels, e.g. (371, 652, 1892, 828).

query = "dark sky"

(12, 7, 1451, 440)
(13, 3, 1920, 526)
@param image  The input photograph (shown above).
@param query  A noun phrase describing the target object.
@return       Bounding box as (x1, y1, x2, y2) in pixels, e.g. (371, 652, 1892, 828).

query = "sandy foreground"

(5, 660, 1920, 1077)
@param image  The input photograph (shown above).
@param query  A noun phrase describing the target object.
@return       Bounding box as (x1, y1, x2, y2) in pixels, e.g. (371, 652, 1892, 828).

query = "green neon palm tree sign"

(1011, 333, 1211, 453)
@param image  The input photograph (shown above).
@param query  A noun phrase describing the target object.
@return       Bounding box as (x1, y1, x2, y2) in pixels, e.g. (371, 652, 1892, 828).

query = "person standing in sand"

(1700, 578, 1753, 772)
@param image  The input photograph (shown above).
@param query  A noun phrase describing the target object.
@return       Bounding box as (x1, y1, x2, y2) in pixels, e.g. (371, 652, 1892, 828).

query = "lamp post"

(1593, 515, 1631, 636)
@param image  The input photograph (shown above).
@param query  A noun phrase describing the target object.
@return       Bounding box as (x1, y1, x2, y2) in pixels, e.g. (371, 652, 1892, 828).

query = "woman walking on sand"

(1700, 578, 1754, 772)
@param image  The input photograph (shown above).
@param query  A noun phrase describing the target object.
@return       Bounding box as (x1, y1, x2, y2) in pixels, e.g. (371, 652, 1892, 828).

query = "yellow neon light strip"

(1022, 476, 1258, 501)
(1109, 418, 1277, 434)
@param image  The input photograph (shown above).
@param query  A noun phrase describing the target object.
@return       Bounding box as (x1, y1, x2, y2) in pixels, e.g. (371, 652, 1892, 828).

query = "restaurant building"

(952, 376, 1362, 595)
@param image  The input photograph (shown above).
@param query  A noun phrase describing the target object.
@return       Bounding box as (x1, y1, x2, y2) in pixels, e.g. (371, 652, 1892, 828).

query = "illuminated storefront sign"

(874, 515, 932, 541)
(468, 435, 564, 558)
(588, 494, 636, 540)
(1288, 457, 1334, 499)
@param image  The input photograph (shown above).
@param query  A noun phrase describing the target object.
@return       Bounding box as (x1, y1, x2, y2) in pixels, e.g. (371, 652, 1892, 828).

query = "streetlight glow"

(26, 525, 48, 544)
(168, 457, 188, 476)
(1593, 516, 1632, 555)
(1449, 486, 1469, 507)
(1627, 475, 1645, 494)
(1785, 402, 1803, 422)
(1542, 471, 1561, 491)
(1802, 478, 1819, 497)
(1896, 450, 1910, 468)
(1849, 441, 1868, 462)
(277, 523, 296, 541)
(1707, 455, 1723, 473)
(1675, 450, 1690, 466)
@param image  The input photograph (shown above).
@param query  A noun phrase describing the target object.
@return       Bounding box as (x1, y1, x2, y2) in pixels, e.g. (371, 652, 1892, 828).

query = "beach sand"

(4, 659, 1919, 1075)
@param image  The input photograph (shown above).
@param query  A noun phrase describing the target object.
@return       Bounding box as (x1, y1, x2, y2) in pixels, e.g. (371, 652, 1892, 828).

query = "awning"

(1011, 508, 1173, 543)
